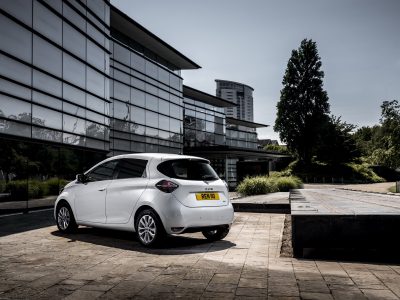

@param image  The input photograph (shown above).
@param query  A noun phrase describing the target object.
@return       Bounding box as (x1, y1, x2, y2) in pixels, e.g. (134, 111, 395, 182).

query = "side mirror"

(76, 174, 86, 183)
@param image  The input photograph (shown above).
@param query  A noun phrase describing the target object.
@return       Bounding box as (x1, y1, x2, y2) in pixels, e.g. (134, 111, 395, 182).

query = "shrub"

(28, 180, 46, 199)
(45, 178, 62, 195)
(272, 176, 303, 192)
(236, 175, 302, 196)
(6, 180, 29, 200)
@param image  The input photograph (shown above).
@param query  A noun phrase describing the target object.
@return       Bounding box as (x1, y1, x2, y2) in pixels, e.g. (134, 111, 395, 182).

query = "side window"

(115, 159, 148, 179)
(86, 160, 118, 182)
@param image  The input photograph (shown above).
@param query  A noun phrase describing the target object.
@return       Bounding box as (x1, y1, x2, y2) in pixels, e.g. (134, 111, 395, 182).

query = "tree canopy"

(274, 39, 330, 164)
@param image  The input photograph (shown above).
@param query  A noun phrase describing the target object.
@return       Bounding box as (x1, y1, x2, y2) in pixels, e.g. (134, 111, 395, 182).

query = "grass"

(236, 175, 303, 196)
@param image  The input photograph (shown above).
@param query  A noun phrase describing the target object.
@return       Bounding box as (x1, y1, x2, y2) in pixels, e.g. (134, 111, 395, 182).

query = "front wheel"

(202, 226, 230, 241)
(135, 209, 165, 247)
(56, 203, 78, 233)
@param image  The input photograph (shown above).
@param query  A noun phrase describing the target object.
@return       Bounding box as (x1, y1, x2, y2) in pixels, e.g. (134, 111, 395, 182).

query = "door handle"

(98, 188, 106, 191)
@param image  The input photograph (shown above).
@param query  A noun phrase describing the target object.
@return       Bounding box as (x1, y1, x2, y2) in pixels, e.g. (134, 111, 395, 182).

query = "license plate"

(195, 192, 220, 200)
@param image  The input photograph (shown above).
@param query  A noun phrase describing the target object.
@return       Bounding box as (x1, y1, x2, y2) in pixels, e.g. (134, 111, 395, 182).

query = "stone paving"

(0, 210, 400, 299)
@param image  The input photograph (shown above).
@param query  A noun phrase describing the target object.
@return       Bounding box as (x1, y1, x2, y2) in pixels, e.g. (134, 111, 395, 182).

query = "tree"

(316, 116, 359, 164)
(274, 39, 330, 164)
(371, 100, 400, 168)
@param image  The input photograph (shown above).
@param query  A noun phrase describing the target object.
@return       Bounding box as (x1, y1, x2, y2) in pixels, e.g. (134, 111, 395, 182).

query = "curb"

(233, 203, 290, 214)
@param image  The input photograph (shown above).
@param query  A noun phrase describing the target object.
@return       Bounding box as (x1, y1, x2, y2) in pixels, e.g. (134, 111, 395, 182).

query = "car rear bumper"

(158, 199, 234, 235)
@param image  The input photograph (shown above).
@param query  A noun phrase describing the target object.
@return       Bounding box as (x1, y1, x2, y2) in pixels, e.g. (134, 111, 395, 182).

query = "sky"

(112, 0, 400, 142)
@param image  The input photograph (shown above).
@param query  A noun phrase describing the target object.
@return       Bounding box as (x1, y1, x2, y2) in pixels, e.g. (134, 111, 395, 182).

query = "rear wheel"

(202, 226, 230, 241)
(56, 203, 78, 233)
(135, 209, 165, 247)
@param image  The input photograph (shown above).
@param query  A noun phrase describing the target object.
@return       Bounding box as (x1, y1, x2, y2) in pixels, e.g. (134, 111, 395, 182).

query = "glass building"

(0, 1, 199, 212)
(0, 1, 277, 212)
(183, 86, 271, 188)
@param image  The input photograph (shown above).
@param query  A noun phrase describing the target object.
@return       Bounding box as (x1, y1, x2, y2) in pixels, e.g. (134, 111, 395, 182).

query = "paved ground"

(1, 210, 400, 299)
(303, 182, 397, 194)
(231, 193, 289, 205)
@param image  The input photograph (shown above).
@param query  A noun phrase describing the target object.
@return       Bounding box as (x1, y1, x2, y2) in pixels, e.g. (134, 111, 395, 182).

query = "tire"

(135, 209, 165, 247)
(202, 226, 230, 241)
(56, 202, 78, 233)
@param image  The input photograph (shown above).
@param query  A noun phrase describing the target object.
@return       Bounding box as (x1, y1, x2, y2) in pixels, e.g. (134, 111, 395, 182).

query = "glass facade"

(0, 0, 267, 208)
(226, 125, 258, 149)
(109, 34, 184, 155)
(183, 97, 226, 148)
(0, 0, 111, 151)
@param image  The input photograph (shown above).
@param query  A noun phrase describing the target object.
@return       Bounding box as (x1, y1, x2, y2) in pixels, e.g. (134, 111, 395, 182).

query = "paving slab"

(1, 210, 400, 299)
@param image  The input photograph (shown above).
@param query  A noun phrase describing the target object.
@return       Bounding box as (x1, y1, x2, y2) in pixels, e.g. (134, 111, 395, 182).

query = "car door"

(74, 160, 118, 223)
(106, 158, 149, 224)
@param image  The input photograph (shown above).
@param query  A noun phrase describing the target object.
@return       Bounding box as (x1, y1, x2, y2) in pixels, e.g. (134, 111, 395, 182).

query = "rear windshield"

(157, 159, 219, 181)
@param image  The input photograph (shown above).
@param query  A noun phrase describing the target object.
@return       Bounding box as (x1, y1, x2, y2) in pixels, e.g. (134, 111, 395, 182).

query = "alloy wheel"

(58, 207, 70, 231)
(138, 214, 156, 244)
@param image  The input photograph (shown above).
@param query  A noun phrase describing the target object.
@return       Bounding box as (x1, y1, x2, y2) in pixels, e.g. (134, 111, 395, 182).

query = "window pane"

(113, 100, 129, 120)
(63, 22, 86, 59)
(32, 91, 62, 110)
(33, 35, 62, 76)
(145, 111, 158, 128)
(131, 52, 145, 72)
(86, 121, 105, 139)
(87, 23, 105, 48)
(159, 115, 169, 131)
(0, 55, 31, 85)
(87, 40, 104, 72)
(33, 70, 62, 97)
(87, 67, 104, 97)
(87, 161, 117, 181)
(115, 159, 147, 179)
(113, 81, 130, 102)
(158, 68, 169, 85)
(0, 78, 31, 100)
(170, 118, 181, 133)
(32, 105, 62, 130)
(113, 43, 130, 65)
(63, 2, 85, 32)
(131, 88, 145, 107)
(131, 107, 145, 125)
(63, 54, 85, 88)
(159, 100, 169, 115)
(145, 94, 158, 111)
(63, 84, 86, 107)
(1, 0, 32, 25)
(86, 94, 104, 113)
(63, 103, 85, 119)
(0, 94, 31, 122)
(145, 60, 158, 79)
(0, 119, 31, 137)
(32, 126, 62, 142)
(0, 14, 32, 62)
(63, 114, 85, 135)
(33, 1, 62, 44)
(87, 0, 105, 21)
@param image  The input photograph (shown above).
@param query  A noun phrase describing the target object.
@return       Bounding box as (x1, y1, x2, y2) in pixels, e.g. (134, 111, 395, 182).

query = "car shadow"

(0, 209, 54, 237)
(51, 226, 236, 255)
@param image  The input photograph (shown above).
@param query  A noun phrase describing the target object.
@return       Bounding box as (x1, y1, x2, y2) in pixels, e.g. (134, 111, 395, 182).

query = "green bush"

(236, 175, 302, 196)
(6, 180, 29, 200)
(272, 176, 303, 192)
(28, 180, 46, 199)
(45, 178, 59, 195)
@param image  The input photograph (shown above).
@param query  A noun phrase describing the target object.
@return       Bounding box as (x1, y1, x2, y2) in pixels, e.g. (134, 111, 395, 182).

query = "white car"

(54, 153, 234, 247)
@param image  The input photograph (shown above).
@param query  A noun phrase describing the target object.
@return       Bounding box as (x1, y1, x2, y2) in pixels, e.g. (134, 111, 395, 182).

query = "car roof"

(107, 153, 209, 162)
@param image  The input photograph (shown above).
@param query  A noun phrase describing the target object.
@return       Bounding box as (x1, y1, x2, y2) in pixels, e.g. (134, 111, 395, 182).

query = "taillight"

(155, 180, 179, 193)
